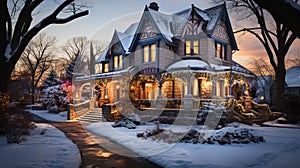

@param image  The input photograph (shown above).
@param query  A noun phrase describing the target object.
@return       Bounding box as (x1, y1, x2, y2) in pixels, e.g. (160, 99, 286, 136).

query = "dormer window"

(215, 42, 227, 60)
(113, 55, 123, 69)
(143, 44, 156, 63)
(185, 40, 199, 55)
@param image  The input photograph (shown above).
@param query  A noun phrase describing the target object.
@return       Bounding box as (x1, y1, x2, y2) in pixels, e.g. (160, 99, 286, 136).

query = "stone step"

(78, 110, 103, 123)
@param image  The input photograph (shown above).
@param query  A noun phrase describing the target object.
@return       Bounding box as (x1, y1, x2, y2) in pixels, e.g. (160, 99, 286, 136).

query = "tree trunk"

(274, 61, 286, 112)
(0, 61, 12, 95)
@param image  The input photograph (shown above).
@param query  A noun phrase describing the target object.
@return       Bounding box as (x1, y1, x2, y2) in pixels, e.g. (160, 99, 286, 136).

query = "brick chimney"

(149, 2, 159, 11)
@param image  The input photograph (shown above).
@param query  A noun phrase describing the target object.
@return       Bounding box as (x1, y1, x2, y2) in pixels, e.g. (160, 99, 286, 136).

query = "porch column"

(183, 73, 194, 110)
(212, 79, 217, 98)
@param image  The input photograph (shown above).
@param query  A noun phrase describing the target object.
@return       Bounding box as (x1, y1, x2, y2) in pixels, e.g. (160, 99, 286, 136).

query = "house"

(285, 66, 300, 96)
(76, 2, 256, 110)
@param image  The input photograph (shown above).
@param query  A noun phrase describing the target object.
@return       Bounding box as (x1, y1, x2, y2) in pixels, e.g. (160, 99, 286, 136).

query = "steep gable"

(182, 7, 208, 36)
(213, 19, 230, 42)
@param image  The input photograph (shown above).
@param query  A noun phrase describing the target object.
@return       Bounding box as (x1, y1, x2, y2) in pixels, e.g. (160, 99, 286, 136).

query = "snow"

(166, 59, 210, 71)
(148, 9, 174, 42)
(0, 123, 81, 168)
(87, 122, 300, 168)
(26, 109, 74, 122)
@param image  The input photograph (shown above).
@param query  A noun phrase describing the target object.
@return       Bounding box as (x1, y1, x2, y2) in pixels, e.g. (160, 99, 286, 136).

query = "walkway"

(30, 112, 161, 168)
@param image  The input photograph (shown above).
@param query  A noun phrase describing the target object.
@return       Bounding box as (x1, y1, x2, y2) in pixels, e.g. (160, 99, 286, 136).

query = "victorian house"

(76, 2, 255, 110)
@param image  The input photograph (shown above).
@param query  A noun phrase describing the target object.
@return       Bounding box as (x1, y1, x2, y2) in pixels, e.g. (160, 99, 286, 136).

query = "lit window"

(103, 63, 109, 72)
(215, 42, 227, 60)
(185, 40, 199, 55)
(143, 46, 149, 63)
(113, 55, 123, 69)
(185, 40, 191, 55)
(193, 40, 199, 55)
(150, 44, 156, 62)
(143, 44, 156, 63)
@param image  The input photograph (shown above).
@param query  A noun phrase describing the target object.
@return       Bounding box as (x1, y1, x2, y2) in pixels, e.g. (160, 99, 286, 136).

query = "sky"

(41, 0, 300, 68)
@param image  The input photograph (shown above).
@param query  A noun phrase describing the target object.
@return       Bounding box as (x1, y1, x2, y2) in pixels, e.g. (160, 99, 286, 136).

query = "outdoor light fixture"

(261, 96, 265, 100)
(116, 85, 120, 89)
(105, 95, 108, 99)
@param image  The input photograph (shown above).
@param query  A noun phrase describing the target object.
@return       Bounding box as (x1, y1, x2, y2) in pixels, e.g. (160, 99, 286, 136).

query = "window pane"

(104, 63, 109, 72)
(151, 44, 156, 62)
(143, 45, 149, 62)
(114, 56, 118, 69)
(193, 40, 199, 55)
(119, 55, 123, 68)
(185, 40, 191, 55)
(216, 43, 222, 58)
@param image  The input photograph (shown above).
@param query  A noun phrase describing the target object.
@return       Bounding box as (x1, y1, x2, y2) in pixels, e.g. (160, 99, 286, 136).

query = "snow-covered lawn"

(26, 109, 75, 122)
(0, 123, 81, 168)
(87, 122, 300, 168)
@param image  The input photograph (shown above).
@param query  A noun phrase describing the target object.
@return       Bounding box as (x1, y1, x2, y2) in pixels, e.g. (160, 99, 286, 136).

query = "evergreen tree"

(42, 70, 60, 89)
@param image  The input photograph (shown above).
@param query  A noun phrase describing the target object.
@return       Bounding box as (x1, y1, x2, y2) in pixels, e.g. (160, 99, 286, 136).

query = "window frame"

(113, 54, 123, 69)
(142, 43, 157, 63)
(215, 41, 227, 60)
(185, 39, 199, 55)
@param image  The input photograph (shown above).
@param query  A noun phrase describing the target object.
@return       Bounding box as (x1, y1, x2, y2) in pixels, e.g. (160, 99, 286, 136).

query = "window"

(113, 55, 123, 69)
(215, 42, 227, 60)
(185, 40, 199, 55)
(143, 44, 156, 63)
(103, 63, 109, 73)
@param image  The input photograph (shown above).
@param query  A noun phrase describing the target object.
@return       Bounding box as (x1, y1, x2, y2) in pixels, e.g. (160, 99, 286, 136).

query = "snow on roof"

(204, 4, 224, 32)
(148, 9, 174, 42)
(166, 59, 211, 71)
(286, 66, 300, 87)
(96, 48, 108, 63)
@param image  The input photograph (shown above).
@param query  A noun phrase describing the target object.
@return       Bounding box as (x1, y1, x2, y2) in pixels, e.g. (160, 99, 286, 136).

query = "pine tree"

(42, 70, 60, 89)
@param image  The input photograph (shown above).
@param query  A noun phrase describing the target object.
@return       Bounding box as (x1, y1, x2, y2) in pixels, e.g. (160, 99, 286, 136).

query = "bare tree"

(213, 0, 298, 110)
(248, 58, 275, 78)
(19, 33, 56, 104)
(62, 37, 105, 63)
(253, 0, 300, 38)
(0, 0, 89, 95)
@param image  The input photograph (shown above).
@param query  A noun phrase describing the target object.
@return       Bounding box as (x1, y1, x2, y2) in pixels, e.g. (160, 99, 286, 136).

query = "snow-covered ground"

(26, 109, 76, 122)
(87, 122, 300, 168)
(0, 123, 81, 168)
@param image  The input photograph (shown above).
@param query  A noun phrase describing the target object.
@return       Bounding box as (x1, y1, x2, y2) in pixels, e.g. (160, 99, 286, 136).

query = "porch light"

(145, 83, 152, 87)
(204, 81, 212, 87)
(130, 86, 134, 89)
(260, 96, 265, 100)
(116, 85, 120, 89)
(105, 95, 108, 99)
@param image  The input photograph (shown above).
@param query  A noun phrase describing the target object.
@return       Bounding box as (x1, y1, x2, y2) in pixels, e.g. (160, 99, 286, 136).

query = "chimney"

(149, 2, 159, 11)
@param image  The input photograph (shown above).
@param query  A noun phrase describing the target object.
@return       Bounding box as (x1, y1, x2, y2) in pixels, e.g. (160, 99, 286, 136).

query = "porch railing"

(134, 98, 226, 109)
(67, 100, 91, 120)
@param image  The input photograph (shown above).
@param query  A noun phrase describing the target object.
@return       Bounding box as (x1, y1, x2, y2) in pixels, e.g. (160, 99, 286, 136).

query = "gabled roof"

(204, 3, 238, 50)
(98, 3, 239, 63)
(96, 23, 138, 63)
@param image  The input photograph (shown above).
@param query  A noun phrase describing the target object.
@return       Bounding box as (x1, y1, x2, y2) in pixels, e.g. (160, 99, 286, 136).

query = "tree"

(0, 0, 89, 95)
(41, 70, 60, 89)
(253, 0, 300, 38)
(19, 33, 56, 104)
(213, 0, 298, 110)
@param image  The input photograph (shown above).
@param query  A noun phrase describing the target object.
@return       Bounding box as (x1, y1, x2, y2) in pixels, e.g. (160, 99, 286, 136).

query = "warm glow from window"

(216, 43, 222, 58)
(104, 63, 109, 72)
(151, 44, 156, 62)
(143, 45, 149, 62)
(114, 55, 122, 69)
(185, 40, 191, 55)
(193, 40, 199, 55)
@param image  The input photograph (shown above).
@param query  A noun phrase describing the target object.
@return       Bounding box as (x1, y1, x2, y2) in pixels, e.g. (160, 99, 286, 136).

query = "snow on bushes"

(197, 102, 227, 127)
(137, 125, 264, 145)
(112, 118, 137, 129)
(39, 85, 69, 113)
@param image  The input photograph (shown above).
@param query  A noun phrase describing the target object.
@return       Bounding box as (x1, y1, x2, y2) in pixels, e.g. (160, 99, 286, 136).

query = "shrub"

(5, 107, 36, 143)
(282, 93, 300, 123)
